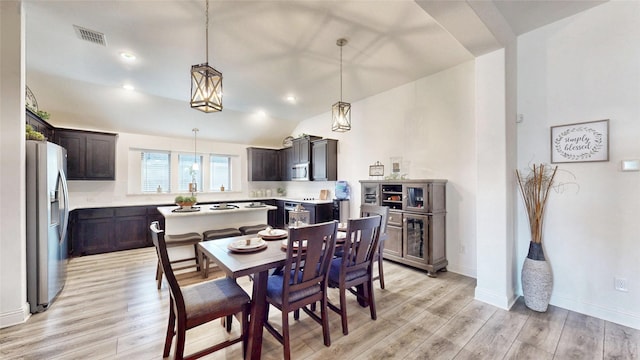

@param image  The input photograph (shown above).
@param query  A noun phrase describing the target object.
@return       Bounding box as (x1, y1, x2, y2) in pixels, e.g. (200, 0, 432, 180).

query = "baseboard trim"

(0, 302, 30, 329)
(551, 295, 640, 330)
(474, 286, 518, 310)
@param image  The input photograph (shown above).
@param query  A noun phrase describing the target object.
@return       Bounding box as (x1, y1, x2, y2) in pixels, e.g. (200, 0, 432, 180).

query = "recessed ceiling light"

(120, 52, 136, 61)
(286, 95, 297, 104)
(122, 84, 135, 91)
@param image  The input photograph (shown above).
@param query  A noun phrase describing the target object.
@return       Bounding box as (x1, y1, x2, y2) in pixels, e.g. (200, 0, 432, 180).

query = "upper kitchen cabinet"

(55, 128, 116, 180)
(279, 147, 293, 181)
(311, 139, 337, 181)
(26, 108, 55, 141)
(247, 147, 279, 181)
(291, 135, 321, 165)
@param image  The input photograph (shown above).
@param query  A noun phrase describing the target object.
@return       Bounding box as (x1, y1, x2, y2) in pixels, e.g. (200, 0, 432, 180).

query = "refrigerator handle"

(59, 169, 70, 244)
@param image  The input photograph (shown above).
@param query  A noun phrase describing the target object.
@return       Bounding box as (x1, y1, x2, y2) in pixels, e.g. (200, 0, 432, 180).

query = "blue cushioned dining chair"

(263, 221, 338, 360)
(150, 221, 251, 360)
(327, 215, 382, 335)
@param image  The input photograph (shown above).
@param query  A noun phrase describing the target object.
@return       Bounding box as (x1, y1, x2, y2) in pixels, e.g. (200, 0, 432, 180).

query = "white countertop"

(158, 202, 277, 218)
(273, 197, 336, 205)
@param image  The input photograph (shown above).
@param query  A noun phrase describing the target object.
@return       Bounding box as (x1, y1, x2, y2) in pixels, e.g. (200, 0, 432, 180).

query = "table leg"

(246, 270, 268, 360)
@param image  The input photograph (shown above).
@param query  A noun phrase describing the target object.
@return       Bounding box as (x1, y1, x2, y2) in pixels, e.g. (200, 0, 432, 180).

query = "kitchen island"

(157, 202, 278, 269)
(158, 202, 277, 235)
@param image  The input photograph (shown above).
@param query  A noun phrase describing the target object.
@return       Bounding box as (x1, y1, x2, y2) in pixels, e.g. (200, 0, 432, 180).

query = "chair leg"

(321, 296, 331, 347)
(163, 305, 176, 358)
(378, 258, 385, 289)
(368, 279, 377, 320)
(339, 284, 349, 335)
(156, 261, 163, 290)
(282, 311, 291, 360)
(242, 305, 250, 359)
(293, 309, 300, 320)
(226, 314, 233, 333)
(175, 321, 186, 360)
(193, 244, 201, 272)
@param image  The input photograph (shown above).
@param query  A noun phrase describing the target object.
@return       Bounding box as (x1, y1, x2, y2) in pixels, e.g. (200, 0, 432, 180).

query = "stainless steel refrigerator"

(26, 140, 70, 313)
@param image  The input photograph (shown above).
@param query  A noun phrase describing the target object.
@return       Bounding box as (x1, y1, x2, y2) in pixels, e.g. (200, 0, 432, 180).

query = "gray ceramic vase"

(521, 242, 553, 312)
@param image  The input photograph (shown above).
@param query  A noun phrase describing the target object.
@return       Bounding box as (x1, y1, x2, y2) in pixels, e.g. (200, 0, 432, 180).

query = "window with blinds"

(178, 154, 203, 192)
(210, 155, 231, 191)
(141, 151, 170, 193)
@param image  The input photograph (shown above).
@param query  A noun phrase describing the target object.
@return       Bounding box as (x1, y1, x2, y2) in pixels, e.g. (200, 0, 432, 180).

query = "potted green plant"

(25, 124, 46, 141)
(175, 195, 197, 209)
(516, 163, 558, 312)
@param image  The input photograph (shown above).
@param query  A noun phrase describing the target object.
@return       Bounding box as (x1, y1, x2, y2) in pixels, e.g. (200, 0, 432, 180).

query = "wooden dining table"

(198, 234, 288, 360)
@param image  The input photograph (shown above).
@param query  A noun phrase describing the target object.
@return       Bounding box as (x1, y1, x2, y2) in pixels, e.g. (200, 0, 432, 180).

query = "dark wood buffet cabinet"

(361, 179, 447, 277)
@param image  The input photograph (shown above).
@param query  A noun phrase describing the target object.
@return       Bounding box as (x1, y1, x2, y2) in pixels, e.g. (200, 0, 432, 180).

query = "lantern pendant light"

(332, 38, 351, 132)
(190, 0, 223, 113)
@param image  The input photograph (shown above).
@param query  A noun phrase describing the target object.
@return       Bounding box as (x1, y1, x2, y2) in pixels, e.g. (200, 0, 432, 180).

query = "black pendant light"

(190, 0, 223, 113)
(332, 38, 351, 132)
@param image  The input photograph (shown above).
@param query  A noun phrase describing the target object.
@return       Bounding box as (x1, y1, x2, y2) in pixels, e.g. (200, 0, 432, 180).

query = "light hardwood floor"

(1, 247, 638, 359)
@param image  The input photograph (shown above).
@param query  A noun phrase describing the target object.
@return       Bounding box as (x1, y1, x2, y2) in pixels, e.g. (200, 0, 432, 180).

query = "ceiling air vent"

(73, 25, 107, 46)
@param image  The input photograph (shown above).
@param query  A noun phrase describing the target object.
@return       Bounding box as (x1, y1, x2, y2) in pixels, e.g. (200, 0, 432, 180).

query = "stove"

(302, 197, 315, 201)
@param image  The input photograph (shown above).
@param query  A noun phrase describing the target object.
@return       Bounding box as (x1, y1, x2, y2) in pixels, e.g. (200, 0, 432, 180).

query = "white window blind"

(178, 154, 203, 192)
(210, 155, 231, 191)
(141, 151, 170, 193)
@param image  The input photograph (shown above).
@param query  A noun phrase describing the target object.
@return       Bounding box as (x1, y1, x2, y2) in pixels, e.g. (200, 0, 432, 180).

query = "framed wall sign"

(551, 119, 609, 163)
(369, 161, 384, 176)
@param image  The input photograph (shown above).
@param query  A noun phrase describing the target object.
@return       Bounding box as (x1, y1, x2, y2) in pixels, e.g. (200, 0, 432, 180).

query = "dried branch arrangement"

(516, 163, 558, 244)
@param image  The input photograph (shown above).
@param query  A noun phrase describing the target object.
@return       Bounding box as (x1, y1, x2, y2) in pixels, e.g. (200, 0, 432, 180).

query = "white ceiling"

(23, 0, 605, 146)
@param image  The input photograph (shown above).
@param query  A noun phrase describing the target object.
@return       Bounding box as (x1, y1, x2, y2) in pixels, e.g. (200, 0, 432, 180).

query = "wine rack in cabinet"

(360, 179, 448, 276)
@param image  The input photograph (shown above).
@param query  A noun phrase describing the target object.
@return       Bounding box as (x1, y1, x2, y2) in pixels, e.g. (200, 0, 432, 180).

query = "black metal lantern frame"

(190, 0, 223, 113)
(190, 63, 223, 112)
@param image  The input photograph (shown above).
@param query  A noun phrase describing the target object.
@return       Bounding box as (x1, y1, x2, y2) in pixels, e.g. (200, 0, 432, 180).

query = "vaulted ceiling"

(23, 0, 605, 146)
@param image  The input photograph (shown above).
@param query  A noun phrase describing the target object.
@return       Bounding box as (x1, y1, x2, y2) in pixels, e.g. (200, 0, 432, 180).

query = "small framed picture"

(369, 162, 384, 176)
(551, 119, 609, 163)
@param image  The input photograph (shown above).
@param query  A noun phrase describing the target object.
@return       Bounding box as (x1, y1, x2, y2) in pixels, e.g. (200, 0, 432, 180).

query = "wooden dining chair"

(327, 215, 382, 335)
(263, 221, 338, 360)
(360, 204, 390, 289)
(150, 221, 251, 360)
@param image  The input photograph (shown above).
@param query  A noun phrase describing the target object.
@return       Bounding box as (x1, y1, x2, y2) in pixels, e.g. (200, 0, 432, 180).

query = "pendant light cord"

(193, 128, 198, 167)
(340, 43, 343, 102)
(205, 0, 209, 64)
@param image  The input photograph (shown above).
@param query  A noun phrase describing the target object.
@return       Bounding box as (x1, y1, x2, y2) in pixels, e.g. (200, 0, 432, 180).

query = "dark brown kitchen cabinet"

(114, 207, 148, 250)
(247, 147, 279, 181)
(26, 108, 55, 141)
(70, 205, 164, 256)
(360, 179, 448, 277)
(279, 147, 293, 181)
(291, 135, 320, 165)
(56, 128, 116, 180)
(311, 138, 337, 181)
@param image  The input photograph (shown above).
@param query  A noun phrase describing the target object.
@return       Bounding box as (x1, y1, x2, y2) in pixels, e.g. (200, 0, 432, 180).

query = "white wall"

(0, 1, 30, 328)
(66, 132, 258, 209)
(517, 1, 640, 329)
(293, 61, 478, 277)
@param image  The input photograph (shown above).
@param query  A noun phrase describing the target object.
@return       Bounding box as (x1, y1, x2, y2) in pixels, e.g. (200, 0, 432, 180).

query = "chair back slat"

(284, 221, 338, 295)
(150, 221, 186, 312)
(341, 216, 382, 278)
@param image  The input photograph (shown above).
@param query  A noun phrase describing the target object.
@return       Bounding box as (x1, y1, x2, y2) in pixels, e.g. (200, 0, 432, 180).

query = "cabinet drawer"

(115, 206, 147, 217)
(388, 211, 402, 227)
(76, 208, 114, 219)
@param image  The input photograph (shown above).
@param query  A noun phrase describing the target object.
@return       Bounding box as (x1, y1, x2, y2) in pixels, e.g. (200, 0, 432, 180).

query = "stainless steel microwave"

(292, 163, 310, 181)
